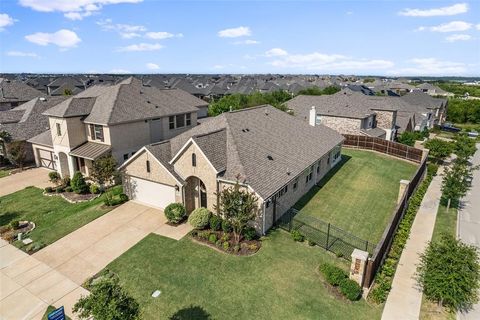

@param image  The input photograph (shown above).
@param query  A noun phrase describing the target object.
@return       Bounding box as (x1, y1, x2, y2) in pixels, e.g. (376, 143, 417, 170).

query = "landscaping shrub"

(119, 193, 128, 203)
(221, 220, 232, 233)
(62, 177, 71, 187)
(291, 229, 304, 242)
(48, 171, 61, 185)
(71, 171, 88, 194)
(427, 163, 439, 176)
(65, 186, 73, 192)
(223, 241, 230, 250)
(44, 186, 53, 193)
(9, 220, 20, 230)
(233, 244, 240, 252)
(89, 184, 100, 194)
(242, 226, 257, 240)
(339, 278, 362, 301)
(188, 207, 211, 229)
(319, 263, 348, 286)
(55, 186, 65, 193)
(208, 233, 217, 244)
(220, 233, 230, 242)
(209, 215, 222, 231)
(307, 239, 316, 246)
(164, 203, 186, 224)
(103, 198, 111, 206)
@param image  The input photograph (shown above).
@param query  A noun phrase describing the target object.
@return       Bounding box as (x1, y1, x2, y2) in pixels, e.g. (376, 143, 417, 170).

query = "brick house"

(119, 105, 344, 234)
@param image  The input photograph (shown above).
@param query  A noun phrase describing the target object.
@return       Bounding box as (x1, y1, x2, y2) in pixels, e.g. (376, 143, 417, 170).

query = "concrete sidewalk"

(458, 143, 480, 320)
(0, 239, 89, 320)
(382, 168, 443, 320)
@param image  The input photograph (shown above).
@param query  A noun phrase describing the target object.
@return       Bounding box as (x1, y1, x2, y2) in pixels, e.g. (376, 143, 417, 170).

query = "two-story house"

(286, 90, 398, 140)
(0, 78, 43, 111)
(28, 77, 209, 178)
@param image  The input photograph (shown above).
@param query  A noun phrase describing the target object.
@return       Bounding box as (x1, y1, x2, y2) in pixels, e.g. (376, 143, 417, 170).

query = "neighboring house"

(0, 78, 44, 110)
(47, 76, 87, 96)
(286, 90, 398, 140)
(29, 77, 209, 178)
(0, 96, 67, 166)
(414, 83, 453, 97)
(119, 105, 344, 234)
(400, 91, 447, 127)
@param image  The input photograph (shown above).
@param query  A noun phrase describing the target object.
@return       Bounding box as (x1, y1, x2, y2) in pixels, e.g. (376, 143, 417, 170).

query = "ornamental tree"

(73, 276, 140, 320)
(215, 181, 258, 244)
(417, 233, 480, 312)
(424, 138, 453, 163)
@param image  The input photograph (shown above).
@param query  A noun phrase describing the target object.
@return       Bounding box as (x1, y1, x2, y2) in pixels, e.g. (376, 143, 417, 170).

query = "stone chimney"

(309, 106, 316, 127)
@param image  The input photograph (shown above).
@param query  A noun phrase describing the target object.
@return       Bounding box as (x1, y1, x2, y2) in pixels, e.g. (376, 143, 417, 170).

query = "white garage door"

(38, 148, 56, 170)
(128, 176, 176, 209)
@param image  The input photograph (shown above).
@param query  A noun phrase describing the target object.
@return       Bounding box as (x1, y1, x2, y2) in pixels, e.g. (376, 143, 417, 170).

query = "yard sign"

(47, 306, 65, 320)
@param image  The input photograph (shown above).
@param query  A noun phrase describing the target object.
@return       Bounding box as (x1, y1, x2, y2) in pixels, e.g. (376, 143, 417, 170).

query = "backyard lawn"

(0, 186, 120, 251)
(294, 149, 418, 243)
(106, 230, 382, 319)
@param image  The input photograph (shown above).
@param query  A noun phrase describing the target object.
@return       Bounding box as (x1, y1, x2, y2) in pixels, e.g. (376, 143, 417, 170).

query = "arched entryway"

(185, 176, 207, 214)
(58, 152, 69, 178)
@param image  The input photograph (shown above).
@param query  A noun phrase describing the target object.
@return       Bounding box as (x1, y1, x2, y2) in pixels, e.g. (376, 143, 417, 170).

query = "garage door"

(128, 176, 176, 209)
(38, 148, 56, 170)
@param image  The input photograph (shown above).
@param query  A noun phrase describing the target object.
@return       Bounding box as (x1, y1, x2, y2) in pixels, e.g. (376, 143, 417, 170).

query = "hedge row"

(319, 263, 362, 301)
(368, 164, 438, 304)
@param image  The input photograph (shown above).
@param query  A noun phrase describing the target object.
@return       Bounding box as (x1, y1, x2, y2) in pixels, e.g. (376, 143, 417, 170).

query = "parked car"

(441, 123, 461, 133)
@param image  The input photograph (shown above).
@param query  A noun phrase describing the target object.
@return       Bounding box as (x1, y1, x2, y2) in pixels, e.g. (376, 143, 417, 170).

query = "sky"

(0, 0, 479, 76)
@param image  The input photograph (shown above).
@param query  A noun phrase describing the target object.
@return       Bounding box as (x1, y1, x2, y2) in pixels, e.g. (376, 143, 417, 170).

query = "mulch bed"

(0, 221, 35, 243)
(191, 229, 261, 256)
(44, 190, 99, 203)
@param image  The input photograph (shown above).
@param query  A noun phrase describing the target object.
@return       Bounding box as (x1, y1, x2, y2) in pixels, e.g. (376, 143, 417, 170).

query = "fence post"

(326, 223, 331, 248)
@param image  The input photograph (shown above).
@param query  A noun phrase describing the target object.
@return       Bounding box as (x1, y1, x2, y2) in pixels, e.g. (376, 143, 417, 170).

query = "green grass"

(0, 186, 121, 250)
(106, 230, 382, 320)
(431, 204, 457, 242)
(294, 149, 418, 243)
(0, 169, 11, 178)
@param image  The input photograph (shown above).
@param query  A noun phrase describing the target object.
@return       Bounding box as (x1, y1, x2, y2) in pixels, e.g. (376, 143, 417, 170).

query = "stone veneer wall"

(320, 116, 362, 135)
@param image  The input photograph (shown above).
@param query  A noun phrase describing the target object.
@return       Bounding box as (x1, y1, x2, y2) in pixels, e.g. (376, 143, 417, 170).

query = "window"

(94, 125, 104, 142)
(306, 165, 313, 184)
(146, 160, 150, 173)
(89, 124, 95, 137)
(176, 114, 185, 128)
(186, 113, 191, 126)
(316, 115, 322, 125)
(192, 153, 197, 167)
(317, 161, 321, 173)
(266, 200, 270, 208)
(123, 154, 129, 161)
(293, 178, 298, 190)
(169, 116, 175, 129)
(56, 123, 61, 136)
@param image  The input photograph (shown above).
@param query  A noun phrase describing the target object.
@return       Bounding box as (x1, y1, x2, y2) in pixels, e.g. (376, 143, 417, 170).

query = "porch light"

(175, 185, 179, 191)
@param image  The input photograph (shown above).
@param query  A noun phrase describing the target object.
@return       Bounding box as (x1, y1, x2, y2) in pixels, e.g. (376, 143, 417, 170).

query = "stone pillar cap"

(400, 179, 410, 185)
(351, 248, 369, 260)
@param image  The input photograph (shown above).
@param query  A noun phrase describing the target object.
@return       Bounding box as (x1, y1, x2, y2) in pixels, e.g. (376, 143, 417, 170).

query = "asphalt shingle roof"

(0, 78, 43, 104)
(167, 105, 344, 199)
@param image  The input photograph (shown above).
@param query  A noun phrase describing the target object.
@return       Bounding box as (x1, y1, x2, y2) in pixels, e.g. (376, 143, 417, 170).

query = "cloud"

(265, 48, 288, 57)
(97, 19, 146, 38)
(146, 62, 160, 70)
(117, 43, 163, 52)
(6, 51, 38, 58)
(233, 39, 259, 45)
(445, 34, 472, 42)
(418, 21, 472, 32)
(109, 68, 131, 74)
(399, 3, 468, 17)
(346, 11, 353, 15)
(19, 0, 143, 20)
(218, 26, 251, 38)
(267, 50, 394, 71)
(388, 58, 466, 76)
(477, 24, 480, 30)
(145, 31, 183, 39)
(25, 29, 81, 48)
(0, 13, 15, 31)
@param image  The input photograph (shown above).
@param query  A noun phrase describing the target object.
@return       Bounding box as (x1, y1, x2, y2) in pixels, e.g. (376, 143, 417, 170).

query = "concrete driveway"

(34, 201, 192, 285)
(0, 201, 191, 319)
(0, 167, 52, 197)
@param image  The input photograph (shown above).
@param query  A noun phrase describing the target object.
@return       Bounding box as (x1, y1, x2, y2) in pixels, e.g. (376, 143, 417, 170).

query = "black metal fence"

(278, 209, 377, 260)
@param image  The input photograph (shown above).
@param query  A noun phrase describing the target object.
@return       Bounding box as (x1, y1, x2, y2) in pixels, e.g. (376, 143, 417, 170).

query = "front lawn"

(0, 186, 121, 251)
(106, 230, 381, 319)
(0, 169, 11, 178)
(294, 149, 418, 243)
